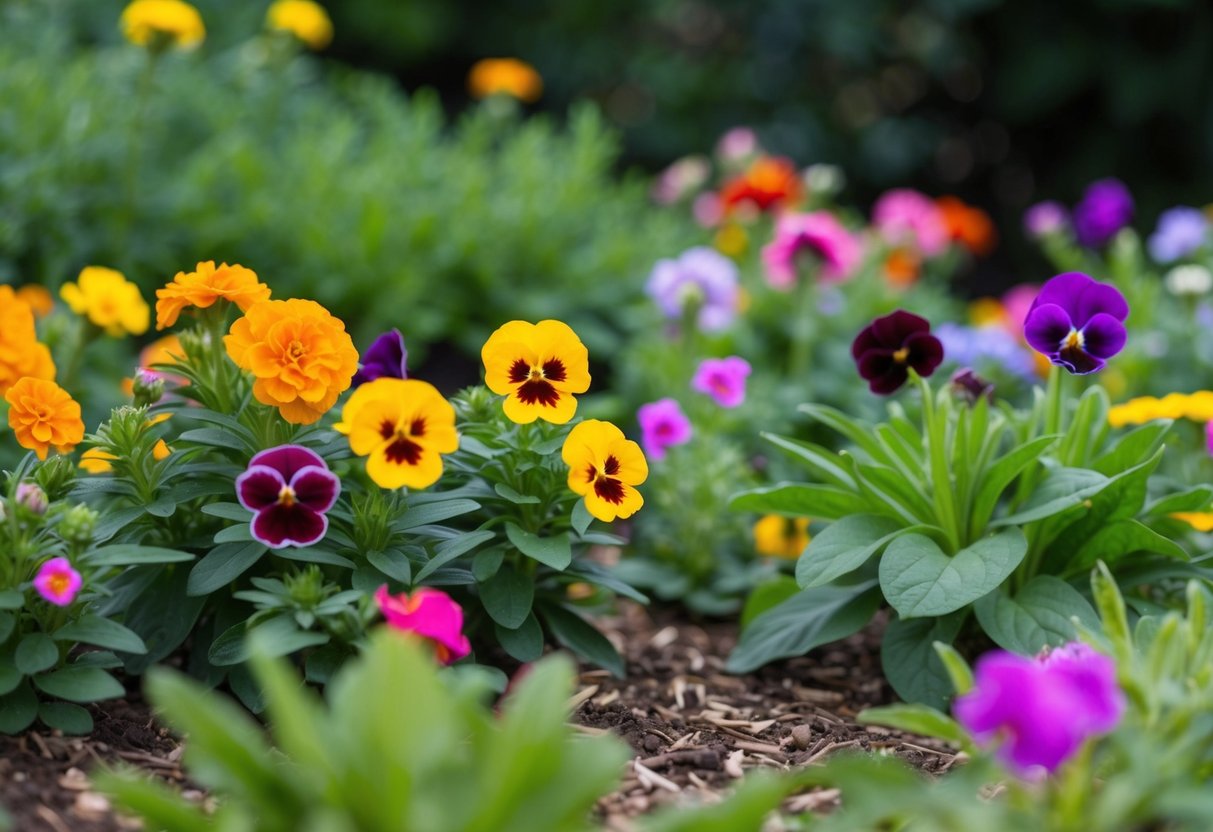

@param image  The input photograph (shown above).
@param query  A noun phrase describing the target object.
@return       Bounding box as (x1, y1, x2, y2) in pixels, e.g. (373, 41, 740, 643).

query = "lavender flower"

(1148, 207, 1209, 263)
(1023, 201, 1068, 238)
(646, 247, 740, 332)
(1073, 179, 1133, 248)
(1023, 272, 1128, 374)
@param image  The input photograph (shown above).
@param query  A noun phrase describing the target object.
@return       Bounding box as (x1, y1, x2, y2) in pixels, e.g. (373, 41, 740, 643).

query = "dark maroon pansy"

(951, 368, 995, 404)
(851, 310, 944, 395)
(352, 329, 408, 386)
(235, 444, 340, 549)
(1023, 272, 1128, 375)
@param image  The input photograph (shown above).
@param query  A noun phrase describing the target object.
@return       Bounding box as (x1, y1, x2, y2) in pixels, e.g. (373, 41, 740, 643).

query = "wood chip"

(566, 685, 599, 712)
(723, 749, 745, 779)
(633, 759, 681, 793)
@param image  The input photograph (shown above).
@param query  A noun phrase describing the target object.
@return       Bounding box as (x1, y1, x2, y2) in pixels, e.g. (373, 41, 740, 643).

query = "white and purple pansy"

(235, 444, 340, 549)
(1023, 272, 1129, 375)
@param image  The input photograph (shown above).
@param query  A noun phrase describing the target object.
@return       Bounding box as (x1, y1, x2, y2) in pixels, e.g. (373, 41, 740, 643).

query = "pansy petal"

(1079, 312, 1127, 360)
(251, 503, 328, 548)
(1073, 280, 1129, 326)
(236, 465, 286, 511)
(249, 444, 327, 479)
(1023, 303, 1074, 356)
(870, 310, 930, 348)
(1057, 344, 1105, 375)
(290, 465, 341, 512)
(905, 332, 944, 376)
(1029, 272, 1093, 312)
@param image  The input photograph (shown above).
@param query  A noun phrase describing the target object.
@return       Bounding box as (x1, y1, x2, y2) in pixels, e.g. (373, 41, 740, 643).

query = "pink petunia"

(873, 189, 949, 257)
(375, 585, 472, 665)
(33, 557, 82, 606)
(637, 398, 693, 461)
(762, 211, 863, 289)
(692, 357, 752, 408)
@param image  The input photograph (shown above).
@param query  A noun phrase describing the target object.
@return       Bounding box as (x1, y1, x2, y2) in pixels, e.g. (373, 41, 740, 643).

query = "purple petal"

(248, 445, 328, 480)
(905, 332, 944, 377)
(236, 465, 286, 511)
(870, 310, 930, 349)
(1029, 272, 1093, 314)
(1079, 313, 1127, 360)
(1023, 303, 1074, 355)
(1057, 345, 1105, 375)
(289, 465, 341, 512)
(251, 503, 328, 549)
(851, 325, 882, 360)
(1073, 282, 1128, 327)
(353, 329, 408, 385)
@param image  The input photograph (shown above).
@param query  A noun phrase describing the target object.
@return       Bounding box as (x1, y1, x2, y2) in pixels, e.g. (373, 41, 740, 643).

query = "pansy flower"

(375, 586, 471, 665)
(851, 310, 944, 395)
(33, 557, 82, 607)
(335, 378, 459, 489)
(1023, 272, 1128, 375)
(481, 320, 591, 424)
(692, 356, 752, 408)
(352, 328, 408, 386)
(236, 445, 340, 549)
(637, 398, 693, 461)
(561, 420, 647, 522)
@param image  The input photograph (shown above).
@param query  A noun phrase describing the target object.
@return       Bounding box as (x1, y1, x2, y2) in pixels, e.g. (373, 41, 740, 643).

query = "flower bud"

(15, 482, 48, 515)
(58, 504, 99, 546)
(132, 369, 166, 407)
(33, 455, 77, 501)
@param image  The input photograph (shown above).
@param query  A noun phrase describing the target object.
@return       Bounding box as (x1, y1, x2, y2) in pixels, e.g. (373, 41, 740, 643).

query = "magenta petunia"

(873, 189, 949, 257)
(33, 557, 82, 607)
(235, 444, 340, 549)
(375, 585, 471, 665)
(762, 211, 863, 289)
(692, 356, 752, 408)
(352, 328, 408, 386)
(1023, 272, 1128, 375)
(851, 310, 944, 394)
(637, 398, 693, 461)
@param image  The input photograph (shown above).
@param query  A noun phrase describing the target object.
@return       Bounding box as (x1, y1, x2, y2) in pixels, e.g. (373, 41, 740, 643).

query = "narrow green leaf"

(540, 604, 624, 677)
(730, 483, 867, 521)
(187, 542, 266, 596)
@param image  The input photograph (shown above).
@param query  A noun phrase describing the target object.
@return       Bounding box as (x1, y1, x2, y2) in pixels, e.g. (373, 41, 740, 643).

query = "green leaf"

(200, 502, 254, 522)
(973, 576, 1099, 655)
(84, 545, 195, 566)
(933, 642, 974, 695)
(0, 611, 14, 644)
(39, 701, 93, 734)
(881, 614, 965, 708)
(969, 435, 1057, 533)
(1071, 519, 1188, 571)
(857, 704, 967, 745)
(539, 604, 624, 677)
(480, 565, 533, 629)
(366, 549, 413, 583)
(739, 576, 800, 630)
(272, 546, 355, 569)
(213, 523, 255, 544)
(34, 667, 124, 703)
(992, 467, 1107, 526)
(120, 568, 206, 674)
(395, 498, 481, 531)
(415, 530, 497, 583)
(562, 561, 649, 604)
(54, 615, 148, 654)
(727, 580, 881, 674)
(0, 682, 37, 733)
(472, 548, 505, 582)
(880, 529, 1027, 618)
(571, 500, 594, 536)
(761, 433, 854, 487)
(1092, 421, 1170, 476)
(15, 633, 59, 675)
(0, 590, 23, 610)
(796, 514, 905, 589)
(187, 542, 266, 596)
(493, 483, 541, 504)
(91, 507, 150, 543)
(505, 523, 572, 570)
(209, 616, 330, 667)
(1144, 485, 1213, 516)
(495, 613, 544, 662)
(730, 483, 868, 521)
(0, 652, 20, 696)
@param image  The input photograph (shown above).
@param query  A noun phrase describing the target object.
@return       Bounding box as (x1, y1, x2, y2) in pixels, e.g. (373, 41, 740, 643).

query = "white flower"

(1165, 264, 1213, 296)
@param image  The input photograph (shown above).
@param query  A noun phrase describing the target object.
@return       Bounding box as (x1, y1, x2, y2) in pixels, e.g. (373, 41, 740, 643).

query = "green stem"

(916, 372, 960, 552)
(787, 270, 817, 382)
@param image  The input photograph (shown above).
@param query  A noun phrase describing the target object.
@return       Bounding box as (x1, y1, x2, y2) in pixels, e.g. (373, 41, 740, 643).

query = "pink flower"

(873, 189, 949, 257)
(375, 585, 471, 665)
(762, 211, 863, 289)
(15, 482, 48, 515)
(33, 557, 82, 606)
(692, 192, 723, 228)
(637, 398, 693, 461)
(692, 356, 752, 408)
(715, 127, 758, 164)
(1001, 284, 1040, 341)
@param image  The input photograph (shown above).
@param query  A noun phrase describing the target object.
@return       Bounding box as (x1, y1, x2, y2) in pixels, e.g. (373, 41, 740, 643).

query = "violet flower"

(1148, 207, 1209, 264)
(851, 310, 944, 395)
(352, 329, 407, 386)
(761, 211, 863, 289)
(637, 398, 693, 461)
(1073, 178, 1133, 248)
(692, 357, 751, 408)
(646, 247, 740, 332)
(236, 445, 340, 549)
(1023, 272, 1128, 374)
(954, 643, 1124, 776)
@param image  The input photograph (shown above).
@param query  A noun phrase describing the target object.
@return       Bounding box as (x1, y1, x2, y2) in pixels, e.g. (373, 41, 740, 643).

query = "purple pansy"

(1023, 272, 1128, 375)
(1148, 207, 1209, 264)
(646, 247, 740, 332)
(851, 310, 944, 395)
(236, 445, 340, 549)
(954, 643, 1124, 776)
(637, 398, 693, 461)
(692, 356, 751, 408)
(1073, 178, 1133, 248)
(352, 329, 407, 386)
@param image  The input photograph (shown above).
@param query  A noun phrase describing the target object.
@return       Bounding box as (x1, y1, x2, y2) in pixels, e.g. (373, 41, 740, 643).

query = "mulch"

(0, 604, 957, 830)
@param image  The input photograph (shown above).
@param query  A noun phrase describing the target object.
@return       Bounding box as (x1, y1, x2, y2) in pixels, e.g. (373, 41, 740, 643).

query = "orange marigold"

(468, 58, 543, 102)
(156, 261, 271, 330)
(0, 286, 56, 396)
(5, 377, 84, 460)
(15, 285, 54, 318)
(224, 299, 358, 425)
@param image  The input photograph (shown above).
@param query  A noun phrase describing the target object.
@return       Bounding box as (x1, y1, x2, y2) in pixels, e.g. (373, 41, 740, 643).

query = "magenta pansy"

(236, 444, 340, 549)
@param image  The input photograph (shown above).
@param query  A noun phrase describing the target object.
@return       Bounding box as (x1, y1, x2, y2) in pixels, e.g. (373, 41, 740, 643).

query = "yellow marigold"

(79, 448, 119, 474)
(16, 285, 54, 318)
(335, 378, 458, 489)
(468, 58, 543, 103)
(266, 0, 333, 49)
(224, 299, 358, 425)
(5, 378, 84, 461)
(753, 515, 810, 559)
(60, 267, 150, 337)
(156, 261, 271, 330)
(561, 420, 647, 522)
(120, 0, 205, 50)
(0, 286, 56, 395)
(1172, 512, 1213, 532)
(1108, 392, 1213, 428)
(481, 320, 591, 425)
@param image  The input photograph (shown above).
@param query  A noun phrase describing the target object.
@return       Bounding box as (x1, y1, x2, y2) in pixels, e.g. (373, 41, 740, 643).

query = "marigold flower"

(120, 0, 205, 49)
(762, 212, 863, 289)
(753, 515, 810, 559)
(224, 298, 358, 425)
(375, 586, 471, 665)
(852, 310, 944, 395)
(468, 58, 543, 102)
(562, 419, 647, 522)
(266, 0, 333, 49)
(1023, 272, 1128, 375)
(692, 356, 751, 408)
(719, 156, 802, 215)
(79, 448, 119, 474)
(236, 445, 339, 548)
(0, 286, 56, 395)
(5, 377, 84, 460)
(156, 261, 271, 330)
(352, 329, 407, 386)
(33, 557, 83, 607)
(15, 285, 54, 318)
(936, 196, 996, 256)
(335, 378, 458, 490)
(637, 398, 692, 461)
(481, 320, 591, 424)
(60, 266, 149, 337)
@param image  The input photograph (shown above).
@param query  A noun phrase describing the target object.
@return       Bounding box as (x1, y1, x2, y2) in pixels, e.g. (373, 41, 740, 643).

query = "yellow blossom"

(60, 267, 149, 337)
(468, 58, 543, 103)
(561, 420, 647, 522)
(1108, 392, 1213, 428)
(121, 0, 205, 50)
(1171, 512, 1213, 532)
(753, 515, 810, 559)
(267, 0, 333, 49)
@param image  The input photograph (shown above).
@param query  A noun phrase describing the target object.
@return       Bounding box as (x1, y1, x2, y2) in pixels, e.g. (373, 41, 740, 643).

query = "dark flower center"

(508, 357, 566, 407)
(586, 456, 625, 504)
(379, 418, 426, 466)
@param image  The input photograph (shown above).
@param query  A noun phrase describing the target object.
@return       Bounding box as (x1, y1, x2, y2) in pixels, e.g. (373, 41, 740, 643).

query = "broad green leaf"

(571, 500, 594, 536)
(1144, 485, 1213, 517)
(973, 576, 1099, 655)
(54, 615, 147, 654)
(0, 589, 23, 610)
(187, 542, 266, 596)
(992, 467, 1107, 526)
(39, 701, 93, 734)
(480, 565, 533, 629)
(730, 483, 867, 522)
(857, 704, 967, 745)
(0, 612, 13, 644)
(495, 613, 544, 662)
(209, 616, 330, 666)
(880, 529, 1027, 618)
(0, 652, 21, 696)
(740, 576, 801, 630)
(85, 545, 195, 566)
(15, 633, 59, 675)
(539, 604, 624, 677)
(881, 614, 965, 708)
(796, 514, 905, 589)
(0, 682, 37, 733)
(505, 524, 572, 570)
(34, 667, 124, 702)
(366, 549, 413, 583)
(1071, 519, 1188, 572)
